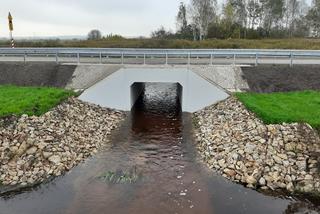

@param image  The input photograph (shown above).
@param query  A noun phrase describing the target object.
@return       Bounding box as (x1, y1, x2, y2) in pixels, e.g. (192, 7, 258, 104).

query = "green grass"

(0, 85, 76, 118)
(235, 91, 320, 130)
(1, 38, 320, 50)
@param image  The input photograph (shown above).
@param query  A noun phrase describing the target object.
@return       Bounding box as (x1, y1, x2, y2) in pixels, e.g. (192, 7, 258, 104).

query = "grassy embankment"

(0, 85, 76, 118)
(0, 38, 320, 49)
(236, 91, 320, 132)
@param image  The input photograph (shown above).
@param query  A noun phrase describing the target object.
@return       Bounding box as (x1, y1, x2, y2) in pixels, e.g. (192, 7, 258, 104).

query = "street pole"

(8, 12, 15, 48)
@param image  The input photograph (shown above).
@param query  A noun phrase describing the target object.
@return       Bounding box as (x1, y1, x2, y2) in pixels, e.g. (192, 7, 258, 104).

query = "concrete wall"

(79, 68, 229, 112)
(130, 82, 146, 108)
(66, 64, 122, 90)
(190, 65, 249, 92)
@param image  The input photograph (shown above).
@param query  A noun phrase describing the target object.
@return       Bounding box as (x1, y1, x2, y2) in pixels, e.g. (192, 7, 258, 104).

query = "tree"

(293, 16, 311, 37)
(151, 26, 175, 39)
(176, 2, 194, 39)
(189, 0, 217, 40)
(307, 0, 320, 37)
(284, 0, 310, 37)
(229, 0, 247, 28)
(247, 0, 263, 29)
(261, 0, 285, 33)
(221, 1, 238, 38)
(177, 2, 188, 31)
(87, 30, 102, 40)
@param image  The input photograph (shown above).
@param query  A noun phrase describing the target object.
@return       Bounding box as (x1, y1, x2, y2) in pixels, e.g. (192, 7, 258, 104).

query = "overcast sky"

(0, 0, 312, 38)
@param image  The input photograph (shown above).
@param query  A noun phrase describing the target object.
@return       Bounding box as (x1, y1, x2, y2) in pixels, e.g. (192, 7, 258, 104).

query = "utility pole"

(8, 12, 15, 48)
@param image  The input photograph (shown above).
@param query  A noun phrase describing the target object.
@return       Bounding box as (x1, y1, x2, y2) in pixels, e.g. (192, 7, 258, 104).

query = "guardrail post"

(165, 53, 168, 65)
(233, 54, 236, 66)
(188, 52, 191, 65)
(55, 52, 59, 64)
(99, 52, 102, 64)
(24, 53, 27, 64)
(255, 53, 259, 66)
(77, 53, 80, 64)
(290, 53, 293, 67)
(121, 52, 124, 65)
(143, 54, 146, 65)
(210, 53, 213, 65)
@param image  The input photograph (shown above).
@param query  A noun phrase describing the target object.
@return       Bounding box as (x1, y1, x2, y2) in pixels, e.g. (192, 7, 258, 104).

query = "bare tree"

(307, 0, 320, 37)
(247, 0, 263, 29)
(229, 0, 248, 28)
(189, 0, 217, 40)
(177, 2, 188, 31)
(261, 0, 285, 32)
(87, 29, 102, 40)
(284, 0, 301, 36)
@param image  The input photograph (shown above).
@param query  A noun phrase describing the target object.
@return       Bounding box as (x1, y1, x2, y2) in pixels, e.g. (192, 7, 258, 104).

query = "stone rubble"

(194, 97, 320, 194)
(0, 98, 124, 187)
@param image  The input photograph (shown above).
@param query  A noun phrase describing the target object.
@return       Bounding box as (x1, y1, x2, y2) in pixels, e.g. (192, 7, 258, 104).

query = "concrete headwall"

(190, 65, 249, 92)
(79, 68, 229, 112)
(66, 64, 123, 90)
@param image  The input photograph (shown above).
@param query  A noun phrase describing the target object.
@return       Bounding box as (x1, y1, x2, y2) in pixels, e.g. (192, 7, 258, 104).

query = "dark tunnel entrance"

(130, 82, 183, 116)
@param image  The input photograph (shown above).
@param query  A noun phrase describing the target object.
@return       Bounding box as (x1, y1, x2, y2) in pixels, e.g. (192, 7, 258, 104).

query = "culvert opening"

(130, 82, 183, 116)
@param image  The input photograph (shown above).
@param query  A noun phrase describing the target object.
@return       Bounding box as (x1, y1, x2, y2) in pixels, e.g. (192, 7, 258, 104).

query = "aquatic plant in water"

(99, 167, 140, 184)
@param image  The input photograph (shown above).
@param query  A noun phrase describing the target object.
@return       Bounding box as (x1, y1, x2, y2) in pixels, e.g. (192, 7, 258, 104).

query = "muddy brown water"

(0, 83, 319, 214)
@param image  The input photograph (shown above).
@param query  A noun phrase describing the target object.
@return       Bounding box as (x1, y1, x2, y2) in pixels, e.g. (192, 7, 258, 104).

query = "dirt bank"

(0, 62, 76, 88)
(241, 65, 320, 93)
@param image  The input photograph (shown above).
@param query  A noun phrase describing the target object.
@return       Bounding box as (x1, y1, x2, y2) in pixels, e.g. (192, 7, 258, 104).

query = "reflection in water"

(0, 83, 319, 214)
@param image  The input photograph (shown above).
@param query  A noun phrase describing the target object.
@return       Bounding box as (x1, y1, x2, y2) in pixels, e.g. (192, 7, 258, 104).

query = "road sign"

(8, 12, 13, 31)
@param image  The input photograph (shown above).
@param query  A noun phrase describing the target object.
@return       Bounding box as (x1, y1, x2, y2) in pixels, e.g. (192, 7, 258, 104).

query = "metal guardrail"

(0, 48, 320, 66)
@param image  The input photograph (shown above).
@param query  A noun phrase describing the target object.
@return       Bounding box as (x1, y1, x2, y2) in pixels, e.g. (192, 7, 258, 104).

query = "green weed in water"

(99, 167, 140, 184)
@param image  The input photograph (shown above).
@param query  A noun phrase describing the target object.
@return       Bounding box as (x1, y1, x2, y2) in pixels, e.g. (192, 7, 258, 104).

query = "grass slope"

(0, 85, 75, 118)
(236, 91, 320, 130)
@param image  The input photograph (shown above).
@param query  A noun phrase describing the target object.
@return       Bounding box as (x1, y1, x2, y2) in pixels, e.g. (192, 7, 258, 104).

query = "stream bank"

(0, 98, 124, 189)
(194, 97, 320, 195)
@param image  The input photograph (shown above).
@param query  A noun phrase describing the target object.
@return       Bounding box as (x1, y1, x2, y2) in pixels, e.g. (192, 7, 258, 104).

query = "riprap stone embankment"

(0, 98, 124, 187)
(194, 97, 320, 194)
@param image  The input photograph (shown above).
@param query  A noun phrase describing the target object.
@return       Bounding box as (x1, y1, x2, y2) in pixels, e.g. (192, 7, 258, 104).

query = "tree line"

(152, 0, 320, 40)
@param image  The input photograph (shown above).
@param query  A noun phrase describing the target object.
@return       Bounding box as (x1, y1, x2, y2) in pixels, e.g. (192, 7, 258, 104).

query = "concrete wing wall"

(79, 68, 229, 112)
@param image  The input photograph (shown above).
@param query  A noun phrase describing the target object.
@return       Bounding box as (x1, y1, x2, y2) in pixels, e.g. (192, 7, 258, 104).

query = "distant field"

(0, 85, 75, 118)
(236, 91, 320, 131)
(0, 38, 320, 50)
